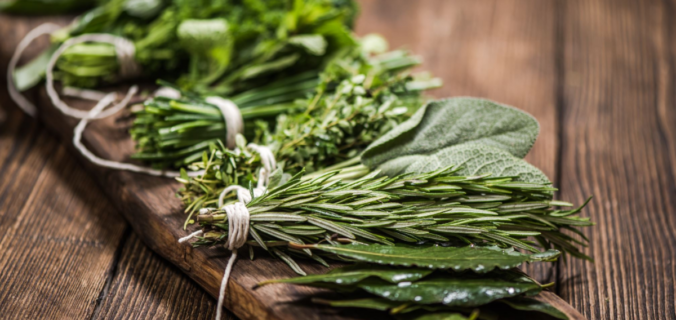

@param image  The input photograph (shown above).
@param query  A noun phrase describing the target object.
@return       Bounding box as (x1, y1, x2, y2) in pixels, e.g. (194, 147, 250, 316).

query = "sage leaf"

(362, 97, 540, 172)
(392, 143, 551, 184)
(259, 264, 432, 286)
(358, 270, 541, 307)
(302, 244, 560, 272)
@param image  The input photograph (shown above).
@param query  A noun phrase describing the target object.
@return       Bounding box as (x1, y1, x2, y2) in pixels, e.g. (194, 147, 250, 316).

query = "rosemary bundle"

(130, 46, 441, 169)
(180, 160, 592, 273)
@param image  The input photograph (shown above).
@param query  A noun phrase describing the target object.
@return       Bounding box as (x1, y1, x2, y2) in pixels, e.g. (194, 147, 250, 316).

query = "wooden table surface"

(0, 1, 674, 319)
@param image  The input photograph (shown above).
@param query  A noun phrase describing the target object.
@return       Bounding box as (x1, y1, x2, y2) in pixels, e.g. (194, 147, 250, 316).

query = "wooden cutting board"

(31, 87, 586, 320)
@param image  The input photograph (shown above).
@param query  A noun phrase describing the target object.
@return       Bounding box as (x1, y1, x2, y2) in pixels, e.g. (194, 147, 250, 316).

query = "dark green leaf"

(259, 264, 432, 286)
(301, 244, 560, 272)
(358, 270, 541, 306)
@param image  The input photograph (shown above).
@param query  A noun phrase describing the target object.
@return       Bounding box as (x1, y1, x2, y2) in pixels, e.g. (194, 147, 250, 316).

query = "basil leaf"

(362, 97, 540, 171)
(260, 264, 432, 286)
(304, 244, 560, 272)
(398, 143, 551, 184)
(358, 270, 541, 307)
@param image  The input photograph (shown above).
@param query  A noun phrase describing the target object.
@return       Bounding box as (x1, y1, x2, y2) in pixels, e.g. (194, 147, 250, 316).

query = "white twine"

(72, 89, 206, 178)
(179, 145, 277, 320)
(46, 33, 141, 119)
(7, 23, 61, 117)
(153, 86, 181, 99)
(178, 230, 203, 243)
(205, 96, 243, 149)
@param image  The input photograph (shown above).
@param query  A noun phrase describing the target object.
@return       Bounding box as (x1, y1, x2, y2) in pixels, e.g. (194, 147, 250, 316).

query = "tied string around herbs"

(7, 24, 248, 178)
(178, 151, 276, 320)
(72, 90, 246, 178)
(8, 23, 140, 119)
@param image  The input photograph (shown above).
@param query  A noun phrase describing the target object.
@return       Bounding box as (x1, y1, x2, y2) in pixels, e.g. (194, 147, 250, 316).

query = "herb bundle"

(175, 97, 593, 319)
(130, 45, 440, 169)
(182, 164, 592, 274)
(13, 0, 359, 94)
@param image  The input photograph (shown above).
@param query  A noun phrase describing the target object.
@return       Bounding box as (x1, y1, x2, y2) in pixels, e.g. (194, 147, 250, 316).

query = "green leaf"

(392, 143, 551, 184)
(312, 297, 405, 311)
(358, 270, 541, 307)
(288, 34, 327, 55)
(300, 244, 560, 272)
(500, 297, 569, 320)
(13, 46, 56, 91)
(396, 312, 471, 320)
(259, 264, 432, 286)
(362, 97, 540, 173)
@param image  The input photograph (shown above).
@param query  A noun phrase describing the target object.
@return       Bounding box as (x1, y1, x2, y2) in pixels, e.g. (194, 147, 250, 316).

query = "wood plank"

(0, 16, 233, 320)
(0, 142, 126, 318)
(93, 233, 222, 320)
(558, 0, 676, 319)
(356, 0, 560, 284)
(0, 15, 66, 236)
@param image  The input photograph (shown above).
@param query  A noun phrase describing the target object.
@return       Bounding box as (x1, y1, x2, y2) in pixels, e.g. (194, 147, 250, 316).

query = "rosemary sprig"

(180, 162, 593, 274)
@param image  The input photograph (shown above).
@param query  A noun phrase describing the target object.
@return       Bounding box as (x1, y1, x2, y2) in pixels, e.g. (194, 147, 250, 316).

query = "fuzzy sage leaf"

(361, 98, 541, 178)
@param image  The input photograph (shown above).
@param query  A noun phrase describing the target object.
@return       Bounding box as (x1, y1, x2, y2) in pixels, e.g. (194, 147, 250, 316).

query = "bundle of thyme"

(130, 46, 441, 169)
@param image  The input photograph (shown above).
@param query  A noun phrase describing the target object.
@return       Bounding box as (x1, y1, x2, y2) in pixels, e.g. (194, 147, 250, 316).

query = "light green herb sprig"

(130, 47, 441, 169)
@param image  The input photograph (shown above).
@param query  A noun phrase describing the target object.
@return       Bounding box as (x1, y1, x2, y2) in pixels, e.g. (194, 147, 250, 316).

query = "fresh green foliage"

(361, 98, 541, 177)
(397, 143, 552, 185)
(356, 271, 541, 307)
(258, 264, 433, 286)
(131, 47, 440, 169)
(284, 244, 559, 273)
(14, 0, 359, 91)
(263, 265, 569, 319)
(182, 164, 593, 274)
(261, 265, 542, 307)
(309, 296, 568, 320)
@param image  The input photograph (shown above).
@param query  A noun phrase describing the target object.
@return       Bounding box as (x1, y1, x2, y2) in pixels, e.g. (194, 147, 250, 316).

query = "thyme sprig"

(131, 47, 441, 169)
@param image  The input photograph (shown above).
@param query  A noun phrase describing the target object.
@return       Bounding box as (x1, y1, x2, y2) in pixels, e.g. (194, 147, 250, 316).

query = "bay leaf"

(312, 297, 405, 311)
(358, 270, 541, 307)
(302, 244, 560, 272)
(362, 97, 540, 171)
(259, 264, 432, 286)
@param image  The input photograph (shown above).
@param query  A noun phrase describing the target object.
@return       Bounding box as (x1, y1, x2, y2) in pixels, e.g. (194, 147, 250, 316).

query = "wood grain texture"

(356, 0, 560, 284)
(0, 140, 126, 319)
(93, 233, 220, 320)
(557, 0, 676, 319)
(0, 16, 229, 320)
